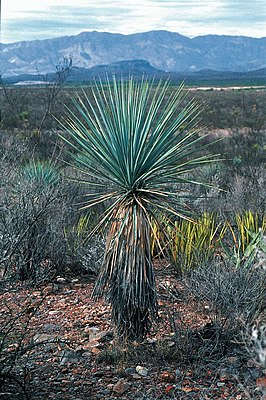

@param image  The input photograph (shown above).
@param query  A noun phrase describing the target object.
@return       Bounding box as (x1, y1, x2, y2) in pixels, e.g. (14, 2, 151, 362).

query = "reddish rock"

(113, 379, 130, 394)
(160, 371, 175, 383)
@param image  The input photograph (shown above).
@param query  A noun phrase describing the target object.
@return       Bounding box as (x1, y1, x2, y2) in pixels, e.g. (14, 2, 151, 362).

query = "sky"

(1, 0, 266, 43)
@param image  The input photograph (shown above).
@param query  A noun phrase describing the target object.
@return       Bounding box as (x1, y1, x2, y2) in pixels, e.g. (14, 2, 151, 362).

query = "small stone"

(160, 371, 175, 382)
(83, 318, 95, 325)
(125, 368, 136, 375)
(165, 385, 175, 394)
(256, 377, 266, 388)
(43, 285, 54, 294)
(85, 325, 99, 333)
(113, 379, 130, 394)
(49, 310, 59, 315)
(93, 371, 104, 378)
(217, 382, 225, 387)
(106, 384, 114, 390)
(82, 351, 91, 358)
(31, 291, 42, 297)
(131, 373, 143, 380)
(168, 341, 175, 347)
(56, 277, 66, 282)
(33, 334, 55, 343)
(60, 350, 80, 365)
(146, 337, 157, 344)
(43, 323, 60, 333)
(136, 365, 148, 377)
(89, 330, 112, 343)
(91, 347, 101, 355)
(99, 389, 111, 395)
(62, 290, 74, 295)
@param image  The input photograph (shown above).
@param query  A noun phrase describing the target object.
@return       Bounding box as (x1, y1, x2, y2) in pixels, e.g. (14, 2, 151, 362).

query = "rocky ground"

(0, 263, 265, 400)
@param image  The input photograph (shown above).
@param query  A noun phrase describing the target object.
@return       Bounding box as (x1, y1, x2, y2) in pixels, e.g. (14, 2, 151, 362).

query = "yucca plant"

(169, 212, 227, 273)
(235, 211, 266, 254)
(19, 160, 60, 188)
(225, 212, 266, 269)
(151, 212, 227, 273)
(59, 77, 219, 340)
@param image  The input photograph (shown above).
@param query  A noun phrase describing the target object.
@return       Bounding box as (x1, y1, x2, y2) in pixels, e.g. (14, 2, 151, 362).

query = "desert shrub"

(184, 257, 266, 348)
(63, 212, 105, 274)
(199, 166, 266, 217)
(154, 239, 265, 366)
(191, 89, 266, 132)
(0, 289, 45, 399)
(0, 160, 69, 282)
(0, 157, 105, 282)
(223, 166, 266, 215)
(1, 85, 266, 136)
(188, 154, 266, 216)
(166, 225, 266, 360)
(0, 126, 106, 282)
(156, 257, 265, 376)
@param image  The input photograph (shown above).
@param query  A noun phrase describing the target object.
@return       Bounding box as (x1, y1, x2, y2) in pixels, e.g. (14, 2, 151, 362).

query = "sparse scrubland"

(0, 81, 265, 399)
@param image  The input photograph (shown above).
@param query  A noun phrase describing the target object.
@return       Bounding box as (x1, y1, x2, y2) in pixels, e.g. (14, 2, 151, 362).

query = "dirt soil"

(0, 263, 265, 400)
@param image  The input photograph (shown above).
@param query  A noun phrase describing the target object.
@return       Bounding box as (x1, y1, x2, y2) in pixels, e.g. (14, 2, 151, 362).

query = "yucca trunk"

(93, 198, 158, 340)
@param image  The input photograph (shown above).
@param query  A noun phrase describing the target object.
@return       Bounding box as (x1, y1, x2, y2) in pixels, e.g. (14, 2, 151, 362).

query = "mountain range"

(1, 30, 266, 80)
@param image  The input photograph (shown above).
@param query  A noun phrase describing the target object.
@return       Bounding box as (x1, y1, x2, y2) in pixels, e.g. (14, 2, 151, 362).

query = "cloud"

(1, 0, 266, 43)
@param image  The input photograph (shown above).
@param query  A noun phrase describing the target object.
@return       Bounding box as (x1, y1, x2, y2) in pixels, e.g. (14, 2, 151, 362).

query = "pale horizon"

(1, 0, 266, 44)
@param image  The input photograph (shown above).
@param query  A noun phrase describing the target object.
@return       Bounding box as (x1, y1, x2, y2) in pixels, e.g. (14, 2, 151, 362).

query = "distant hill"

(1, 30, 266, 77)
(171, 67, 266, 86)
(67, 59, 164, 81)
(3, 60, 164, 84)
(3, 60, 266, 87)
